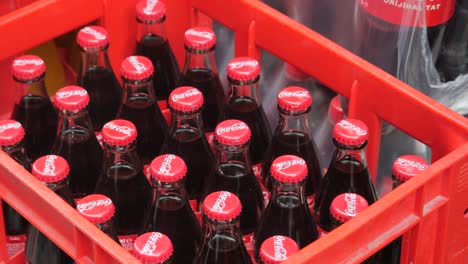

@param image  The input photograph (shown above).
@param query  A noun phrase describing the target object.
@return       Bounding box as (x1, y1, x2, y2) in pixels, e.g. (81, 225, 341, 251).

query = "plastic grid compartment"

(0, 0, 466, 263)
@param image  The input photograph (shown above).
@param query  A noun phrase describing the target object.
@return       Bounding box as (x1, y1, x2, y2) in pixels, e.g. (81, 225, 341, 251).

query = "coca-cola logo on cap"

(212, 191, 231, 212)
(273, 158, 305, 171)
(185, 29, 214, 40)
(278, 90, 309, 98)
(228, 59, 258, 70)
(158, 154, 176, 175)
(142, 232, 163, 254)
(273, 236, 288, 260)
(344, 193, 357, 217)
(172, 88, 200, 102)
(216, 122, 248, 136)
(13, 59, 43, 66)
(0, 122, 21, 133)
(77, 198, 112, 212)
(81, 27, 106, 40)
(43, 155, 58, 175)
(337, 120, 367, 136)
(128, 56, 147, 73)
(104, 122, 135, 136)
(143, 0, 158, 14)
(395, 158, 428, 171)
(56, 89, 87, 99)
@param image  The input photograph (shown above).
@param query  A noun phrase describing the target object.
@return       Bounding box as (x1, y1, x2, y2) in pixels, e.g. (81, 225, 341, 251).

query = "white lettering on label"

(142, 232, 163, 254)
(128, 56, 147, 73)
(344, 193, 357, 217)
(144, 0, 158, 14)
(273, 236, 288, 260)
(395, 158, 428, 171)
(77, 198, 112, 211)
(216, 122, 247, 135)
(229, 60, 258, 70)
(337, 120, 367, 136)
(0, 122, 20, 133)
(158, 155, 176, 174)
(186, 29, 214, 39)
(56, 89, 87, 99)
(212, 191, 231, 212)
(81, 27, 106, 40)
(172, 89, 200, 102)
(43, 155, 58, 176)
(273, 159, 305, 171)
(104, 123, 135, 136)
(278, 90, 309, 98)
(13, 59, 43, 66)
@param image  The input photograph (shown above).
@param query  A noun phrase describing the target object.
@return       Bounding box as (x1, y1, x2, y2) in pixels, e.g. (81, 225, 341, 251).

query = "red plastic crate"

(0, 0, 467, 263)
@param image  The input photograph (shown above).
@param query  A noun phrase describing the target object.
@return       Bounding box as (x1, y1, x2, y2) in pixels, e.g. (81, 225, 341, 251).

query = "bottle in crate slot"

(254, 155, 319, 260)
(10, 55, 58, 161)
(76, 26, 122, 132)
(179, 26, 225, 132)
(380, 155, 428, 264)
(202, 120, 264, 255)
(116, 56, 168, 166)
(193, 191, 253, 264)
(258, 235, 299, 264)
(51, 86, 104, 201)
(135, 0, 180, 100)
(0, 120, 30, 257)
(133, 232, 174, 264)
(262, 86, 322, 210)
(25, 155, 74, 264)
(160, 86, 214, 208)
(222, 57, 272, 178)
(94, 119, 153, 251)
(144, 154, 202, 263)
(314, 119, 378, 236)
(76, 194, 121, 245)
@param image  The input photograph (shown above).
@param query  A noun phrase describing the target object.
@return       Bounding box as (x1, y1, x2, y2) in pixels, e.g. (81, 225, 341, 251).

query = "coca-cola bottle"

(116, 55, 168, 165)
(315, 119, 378, 236)
(381, 155, 428, 264)
(133, 232, 174, 264)
(135, 0, 180, 100)
(76, 26, 122, 131)
(223, 57, 272, 177)
(0, 120, 30, 257)
(94, 119, 153, 251)
(25, 155, 74, 264)
(179, 26, 225, 132)
(144, 154, 202, 263)
(10, 55, 57, 160)
(254, 155, 318, 259)
(51, 86, 104, 200)
(436, 0, 468, 82)
(76, 194, 121, 244)
(262, 86, 322, 210)
(160, 86, 214, 207)
(193, 191, 252, 264)
(258, 235, 299, 264)
(202, 120, 264, 254)
(329, 193, 369, 231)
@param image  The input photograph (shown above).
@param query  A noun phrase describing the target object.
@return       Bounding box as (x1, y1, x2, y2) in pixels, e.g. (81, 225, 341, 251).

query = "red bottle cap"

(270, 155, 308, 183)
(12, 55, 46, 81)
(277, 86, 312, 112)
(76, 194, 115, 224)
(102, 119, 138, 146)
(136, 0, 167, 22)
(328, 96, 344, 124)
(32, 155, 70, 183)
(227, 57, 260, 82)
(168, 86, 203, 112)
(76, 26, 109, 49)
(215, 120, 251, 146)
(259, 235, 299, 263)
(330, 193, 369, 223)
(133, 232, 173, 263)
(0, 120, 25, 146)
(120, 56, 154, 80)
(332, 119, 368, 147)
(54, 86, 90, 112)
(184, 27, 216, 50)
(392, 155, 428, 182)
(150, 154, 187, 182)
(203, 191, 242, 221)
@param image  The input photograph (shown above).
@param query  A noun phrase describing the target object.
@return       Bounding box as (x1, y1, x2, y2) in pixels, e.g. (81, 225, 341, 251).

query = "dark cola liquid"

(136, 34, 180, 100)
(223, 97, 272, 166)
(79, 66, 122, 131)
(145, 196, 201, 263)
(262, 131, 322, 197)
(11, 95, 57, 160)
(194, 234, 252, 264)
(117, 96, 168, 165)
(179, 68, 224, 132)
(54, 129, 103, 199)
(254, 194, 318, 259)
(161, 128, 214, 201)
(204, 162, 264, 235)
(315, 155, 377, 232)
(95, 165, 153, 236)
(25, 186, 75, 264)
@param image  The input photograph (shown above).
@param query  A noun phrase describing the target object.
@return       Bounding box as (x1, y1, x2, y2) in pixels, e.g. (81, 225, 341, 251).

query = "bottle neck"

(271, 180, 307, 205)
(137, 19, 167, 42)
(182, 49, 218, 73)
(14, 77, 49, 101)
(228, 80, 261, 105)
(154, 180, 189, 201)
(57, 109, 95, 135)
(97, 218, 120, 243)
(1, 143, 31, 171)
(44, 179, 74, 205)
(331, 143, 368, 167)
(277, 109, 311, 134)
(169, 110, 205, 136)
(79, 46, 113, 74)
(203, 216, 243, 244)
(103, 143, 143, 173)
(391, 176, 405, 190)
(215, 143, 251, 168)
(122, 78, 156, 104)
